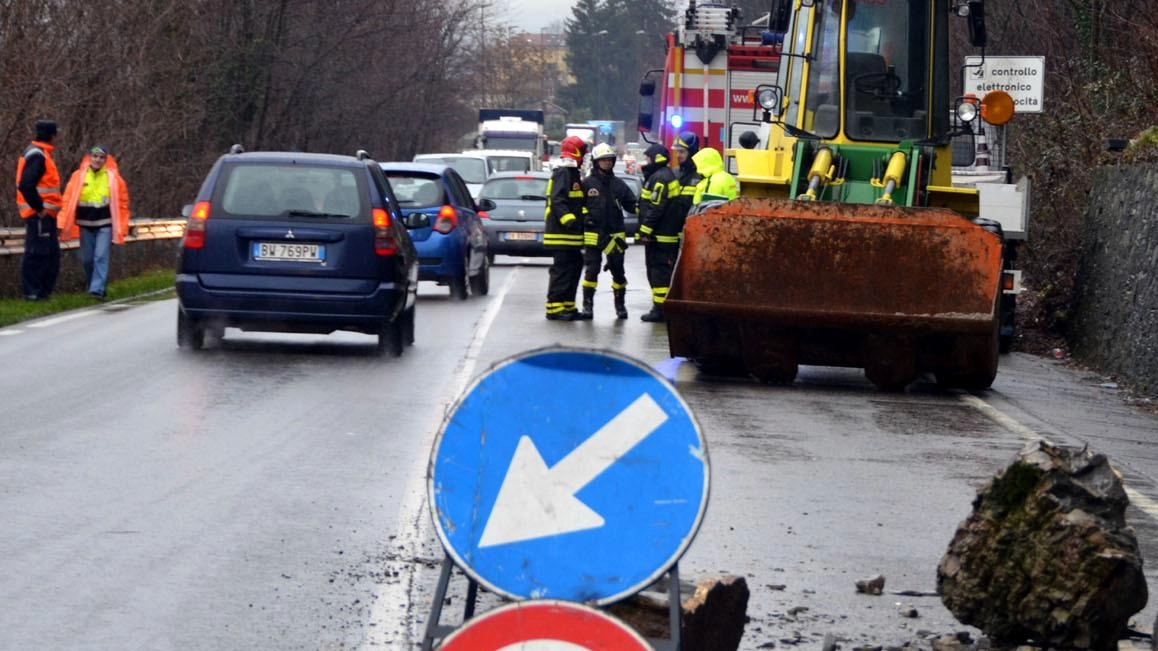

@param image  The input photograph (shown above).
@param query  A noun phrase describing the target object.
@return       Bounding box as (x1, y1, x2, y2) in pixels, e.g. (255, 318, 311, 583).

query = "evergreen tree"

(563, 0, 673, 124)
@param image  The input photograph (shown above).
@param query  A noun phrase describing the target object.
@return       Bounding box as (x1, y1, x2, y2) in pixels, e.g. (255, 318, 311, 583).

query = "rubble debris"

(896, 604, 919, 618)
(855, 575, 886, 595)
(608, 573, 749, 651)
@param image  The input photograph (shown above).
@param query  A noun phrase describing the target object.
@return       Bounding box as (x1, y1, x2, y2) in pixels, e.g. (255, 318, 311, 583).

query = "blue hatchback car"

(380, 162, 493, 299)
(176, 148, 419, 355)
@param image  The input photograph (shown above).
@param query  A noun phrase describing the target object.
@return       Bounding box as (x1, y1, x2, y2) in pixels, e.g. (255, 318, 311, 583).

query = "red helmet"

(560, 135, 588, 162)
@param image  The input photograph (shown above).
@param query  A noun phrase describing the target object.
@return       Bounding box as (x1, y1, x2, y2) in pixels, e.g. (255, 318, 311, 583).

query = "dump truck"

(647, 0, 1029, 391)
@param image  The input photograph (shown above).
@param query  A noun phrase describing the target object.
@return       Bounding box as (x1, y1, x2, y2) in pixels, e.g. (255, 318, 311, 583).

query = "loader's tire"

(865, 364, 918, 392)
(696, 357, 749, 378)
(863, 335, 918, 391)
(750, 362, 798, 385)
(935, 322, 999, 390)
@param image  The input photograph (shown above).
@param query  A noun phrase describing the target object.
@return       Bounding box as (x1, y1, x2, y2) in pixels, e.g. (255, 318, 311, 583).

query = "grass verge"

(0, 268, 175, 329)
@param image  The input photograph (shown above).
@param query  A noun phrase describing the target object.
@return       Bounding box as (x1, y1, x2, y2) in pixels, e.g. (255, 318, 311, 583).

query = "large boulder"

(938, 440, 1147, 650)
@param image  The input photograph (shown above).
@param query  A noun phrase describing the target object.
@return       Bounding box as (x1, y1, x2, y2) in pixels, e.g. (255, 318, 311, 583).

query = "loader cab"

(776, 0, 952, 144)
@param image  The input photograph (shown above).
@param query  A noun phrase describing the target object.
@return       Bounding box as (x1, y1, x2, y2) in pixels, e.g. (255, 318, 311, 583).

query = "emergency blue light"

(669, 114, 683, 129)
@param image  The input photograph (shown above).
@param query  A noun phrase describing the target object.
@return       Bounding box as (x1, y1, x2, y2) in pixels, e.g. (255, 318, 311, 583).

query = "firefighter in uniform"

(543, 135, 589, 320)
(636, 144, 678, 322)
(579, 143, 638, 320)
(15, 120, 64, 301)
(637, 132, 702, 322)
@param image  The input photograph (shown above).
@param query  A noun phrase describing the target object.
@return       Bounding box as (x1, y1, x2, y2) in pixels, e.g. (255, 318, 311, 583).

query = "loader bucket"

(665, 198, 1003, 390)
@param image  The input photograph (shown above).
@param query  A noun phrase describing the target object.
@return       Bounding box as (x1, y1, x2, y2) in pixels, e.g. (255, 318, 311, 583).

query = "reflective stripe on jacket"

(14, 140, 62, 219)
(544, 164, 586, 248)
(638, 164, 686, 245)
(58, 154, 133, 244)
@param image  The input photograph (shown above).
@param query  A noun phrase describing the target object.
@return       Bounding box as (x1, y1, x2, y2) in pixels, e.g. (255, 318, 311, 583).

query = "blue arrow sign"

(428, 347, 709, 605)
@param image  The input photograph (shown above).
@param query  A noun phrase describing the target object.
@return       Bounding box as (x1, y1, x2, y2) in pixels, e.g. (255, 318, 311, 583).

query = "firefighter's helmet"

(592, 143, 617, 162)
(560, 135, 588, 162)
(672, 131, 700, 155)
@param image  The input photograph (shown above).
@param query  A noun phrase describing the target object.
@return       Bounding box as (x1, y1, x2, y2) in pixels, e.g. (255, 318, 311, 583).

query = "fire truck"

(638, 1, 782, 154)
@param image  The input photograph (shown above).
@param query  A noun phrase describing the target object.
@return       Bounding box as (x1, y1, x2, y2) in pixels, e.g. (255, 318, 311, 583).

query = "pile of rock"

(937, 439, 1148, 650)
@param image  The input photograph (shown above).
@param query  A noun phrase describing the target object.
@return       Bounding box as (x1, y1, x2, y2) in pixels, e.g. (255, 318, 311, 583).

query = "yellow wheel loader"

(658, 0, 1028, 390)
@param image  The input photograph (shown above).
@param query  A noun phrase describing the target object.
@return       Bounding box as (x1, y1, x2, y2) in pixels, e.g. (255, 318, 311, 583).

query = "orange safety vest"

(58, 154, 133, 244)
(14, 140, 62, 219)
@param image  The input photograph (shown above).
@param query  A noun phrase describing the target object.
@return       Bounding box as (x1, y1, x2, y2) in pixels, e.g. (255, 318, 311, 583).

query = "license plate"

(253, 241, 325, 262)
(504, 232, 538, 241)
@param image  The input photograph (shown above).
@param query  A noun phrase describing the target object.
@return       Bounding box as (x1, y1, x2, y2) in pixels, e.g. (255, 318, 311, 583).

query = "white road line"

(26, 311, 97, 328)
(362, 267, 519, 649)
(960, 393, 1158, 519)
(0, 330, 23, 336)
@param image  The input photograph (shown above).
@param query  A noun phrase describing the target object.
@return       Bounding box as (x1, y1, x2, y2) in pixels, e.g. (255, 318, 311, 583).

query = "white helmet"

(592, 143, 617, 162)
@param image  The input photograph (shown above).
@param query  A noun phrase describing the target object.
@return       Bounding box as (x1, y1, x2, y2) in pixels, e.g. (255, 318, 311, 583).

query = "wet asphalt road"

(1, 253, 1155, 650)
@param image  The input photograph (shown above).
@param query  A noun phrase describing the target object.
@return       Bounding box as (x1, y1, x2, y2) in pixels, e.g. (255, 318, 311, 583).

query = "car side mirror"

(476, 198, 497, 212)
(403, 212, 430, 229)
(181, 204, 193, 218)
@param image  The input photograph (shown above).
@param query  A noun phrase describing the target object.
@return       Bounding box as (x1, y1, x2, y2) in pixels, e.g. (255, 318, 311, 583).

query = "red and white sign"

(439, 600, 653, 651)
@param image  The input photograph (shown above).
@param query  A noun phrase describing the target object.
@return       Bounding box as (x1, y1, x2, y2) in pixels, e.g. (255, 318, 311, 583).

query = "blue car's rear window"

(414, 156, 487, 184)
(214, 162, 369, 222)
(386, 173, 445, 209)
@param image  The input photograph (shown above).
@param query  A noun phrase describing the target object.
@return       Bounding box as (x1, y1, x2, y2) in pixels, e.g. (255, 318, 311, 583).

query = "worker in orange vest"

(58, 145, 132, 299)
(15, 119, 63, 301)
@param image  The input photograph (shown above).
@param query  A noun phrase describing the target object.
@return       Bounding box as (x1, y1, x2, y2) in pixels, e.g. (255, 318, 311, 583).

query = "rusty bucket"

(665, 198, 1003, 389)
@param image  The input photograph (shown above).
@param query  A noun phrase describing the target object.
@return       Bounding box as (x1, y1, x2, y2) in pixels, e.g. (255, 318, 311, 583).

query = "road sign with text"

(428, 347, 708, 605)
(964, 55, 1045, 114)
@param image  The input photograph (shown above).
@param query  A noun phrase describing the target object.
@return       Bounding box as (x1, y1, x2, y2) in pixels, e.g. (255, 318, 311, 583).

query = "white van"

(414, 150, 538, 199)
(413, 152, 491, 199)
(468, 149, 538, 174)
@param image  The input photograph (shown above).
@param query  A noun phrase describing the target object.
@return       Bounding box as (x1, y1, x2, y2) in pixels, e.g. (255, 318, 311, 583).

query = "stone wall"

(1070, 164, 1158, 392)
(0, 220, 183, 298)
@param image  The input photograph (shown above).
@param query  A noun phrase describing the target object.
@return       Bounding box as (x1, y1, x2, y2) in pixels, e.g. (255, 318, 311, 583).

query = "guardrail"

(0, 218, 186, 255)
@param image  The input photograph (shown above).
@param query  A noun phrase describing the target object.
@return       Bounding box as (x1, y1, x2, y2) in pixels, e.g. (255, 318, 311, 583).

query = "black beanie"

(35, 120, 58, 140)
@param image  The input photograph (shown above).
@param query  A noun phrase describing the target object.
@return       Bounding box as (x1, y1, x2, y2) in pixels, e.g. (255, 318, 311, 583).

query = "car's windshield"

(480, 177, 548, 201)
(415, 156, 487, 184)
(386, 174, 444, 208)
(217, 163, 365, 220)
(482, 135, 538, 151)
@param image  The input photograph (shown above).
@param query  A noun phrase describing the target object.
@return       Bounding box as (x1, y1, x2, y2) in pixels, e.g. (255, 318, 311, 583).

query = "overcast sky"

(494, 0, 576, 33)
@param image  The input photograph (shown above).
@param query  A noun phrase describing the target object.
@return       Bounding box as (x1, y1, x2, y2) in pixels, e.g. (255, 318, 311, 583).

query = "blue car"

(381, 162, 493, 299)
(176, 148, 419, 356)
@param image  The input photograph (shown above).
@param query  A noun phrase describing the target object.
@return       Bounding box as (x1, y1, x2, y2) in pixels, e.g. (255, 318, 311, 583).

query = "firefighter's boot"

(613, 288, 627, 320)
(640, 303, 665, 323)
(578, 287, 595, 320)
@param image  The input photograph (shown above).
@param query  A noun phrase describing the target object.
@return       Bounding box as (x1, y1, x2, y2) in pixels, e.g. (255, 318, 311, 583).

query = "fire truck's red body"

(647, 3, 781, 155)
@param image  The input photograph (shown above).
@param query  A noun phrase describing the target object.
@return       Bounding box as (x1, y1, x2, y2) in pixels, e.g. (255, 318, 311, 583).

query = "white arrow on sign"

(478, 393, 670, 548)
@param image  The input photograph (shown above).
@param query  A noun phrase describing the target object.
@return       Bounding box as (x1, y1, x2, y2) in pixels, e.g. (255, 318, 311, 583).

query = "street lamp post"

(595, 30, 609, 115)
